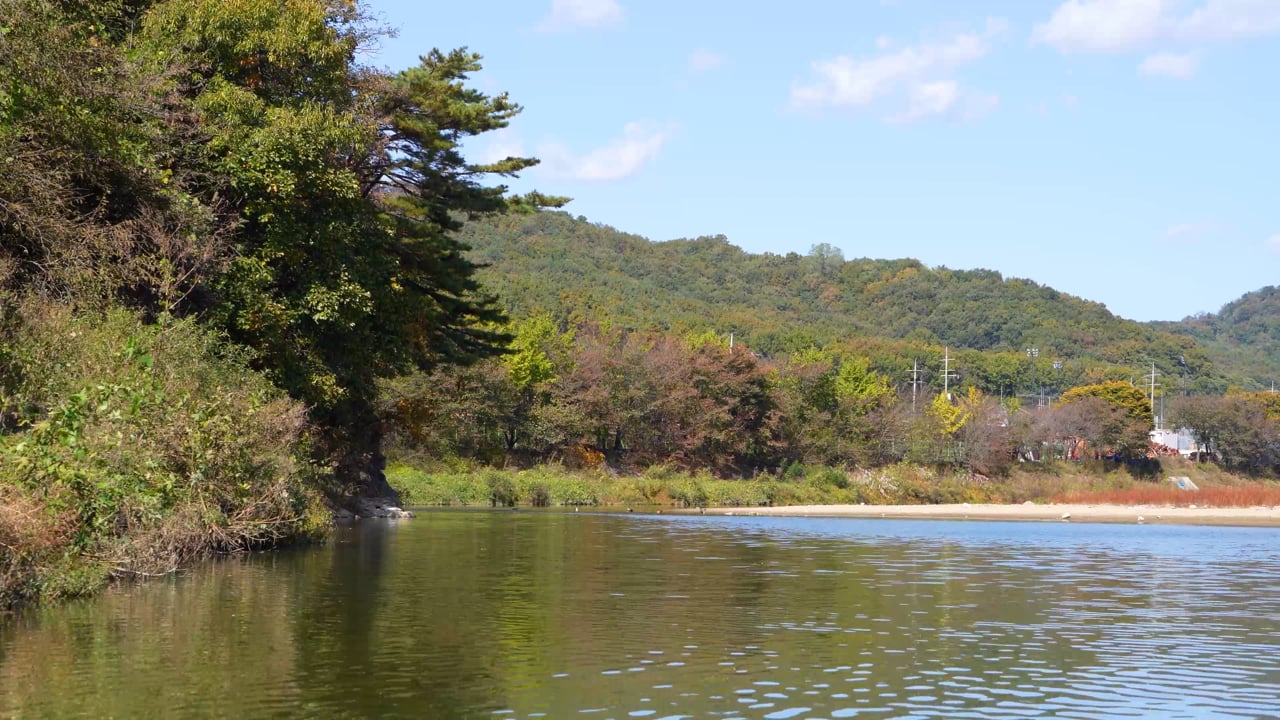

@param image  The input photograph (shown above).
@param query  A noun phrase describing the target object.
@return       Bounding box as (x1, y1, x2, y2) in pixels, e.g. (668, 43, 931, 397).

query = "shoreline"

(682, 503, 1280, 527)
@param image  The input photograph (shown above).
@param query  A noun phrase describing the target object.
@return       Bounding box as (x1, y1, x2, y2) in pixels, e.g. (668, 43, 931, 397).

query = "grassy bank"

(0, 306, 329, 610)
(387, 463, 999, 508)
(387, 458, 1274, 510)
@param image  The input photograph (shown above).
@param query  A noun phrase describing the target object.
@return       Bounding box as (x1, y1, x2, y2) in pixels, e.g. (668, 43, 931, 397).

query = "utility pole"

(1143, 362, 1161, 428)
(1052, 360, 1063, 407)
(1024, 347, 1040, 405)
(909, 359, 924, 414)
(941, 347, 957, 400)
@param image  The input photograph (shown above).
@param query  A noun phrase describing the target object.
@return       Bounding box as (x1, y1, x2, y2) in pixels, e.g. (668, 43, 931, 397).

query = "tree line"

(382, 316, 1280, 478)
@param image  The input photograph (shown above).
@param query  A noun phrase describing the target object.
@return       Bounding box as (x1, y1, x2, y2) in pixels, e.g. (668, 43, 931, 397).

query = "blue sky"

(364, 0, 1279, 323)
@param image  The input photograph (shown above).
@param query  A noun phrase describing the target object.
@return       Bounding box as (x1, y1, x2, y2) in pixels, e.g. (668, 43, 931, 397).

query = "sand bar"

(690, 503, 1280, 527)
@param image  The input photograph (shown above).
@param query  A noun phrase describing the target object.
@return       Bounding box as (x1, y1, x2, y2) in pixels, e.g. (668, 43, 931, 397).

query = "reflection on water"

(3, 512, 1280, 719)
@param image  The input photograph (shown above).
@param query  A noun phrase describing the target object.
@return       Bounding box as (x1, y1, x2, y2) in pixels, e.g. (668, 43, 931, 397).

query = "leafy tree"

(1061, 381, 1153, 427)
(0, 0, 218, 308)
(929, 393, 966, 436)
(1045, 396, 1132, 460)
(1058, 382, 1152, 458)
(1169, 395, 1280, 474)
(955, 388, 1012, 474)
(133, 4, 564, 491)
(2, 0, 566, 500)
(770, 351, 892, 467)
(673, 343, 778, 472)
(1236, 391, 1280, 421)
(808, 242, 844, 277)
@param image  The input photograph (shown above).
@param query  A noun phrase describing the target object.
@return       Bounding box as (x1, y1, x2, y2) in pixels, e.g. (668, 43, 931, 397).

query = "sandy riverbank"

(691, 503, 1280, 527)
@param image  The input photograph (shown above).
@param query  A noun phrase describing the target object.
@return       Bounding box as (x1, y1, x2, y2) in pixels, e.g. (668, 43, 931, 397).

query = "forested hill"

(460, 211, 1200, 369)
(1157, 287, 1280, 389)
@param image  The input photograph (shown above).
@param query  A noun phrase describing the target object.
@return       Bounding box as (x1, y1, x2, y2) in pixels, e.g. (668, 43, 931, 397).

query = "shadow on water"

(3, 511, 1280, 718)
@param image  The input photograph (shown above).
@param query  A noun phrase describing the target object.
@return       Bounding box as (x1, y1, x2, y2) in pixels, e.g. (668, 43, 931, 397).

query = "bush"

(385, 468, 490, 506)
(669, 476, 709, 508)
(704, 478, 769, 507)
(0, 305, 326, 607)
(808, 466, 851, 489)
(482, 469, 518, 507)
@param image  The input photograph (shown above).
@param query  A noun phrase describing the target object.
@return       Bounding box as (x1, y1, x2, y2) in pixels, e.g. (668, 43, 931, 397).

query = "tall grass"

(1054, 485, 1280, 507)
(385, 462, 1006, 509)
(385, 457, 1280, 511)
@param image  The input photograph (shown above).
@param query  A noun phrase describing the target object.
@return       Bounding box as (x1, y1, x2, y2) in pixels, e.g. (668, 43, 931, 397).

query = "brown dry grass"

(1053, 485, 1280, 508)
(0, 486, 76, 605)
(0, 487, 72, 555)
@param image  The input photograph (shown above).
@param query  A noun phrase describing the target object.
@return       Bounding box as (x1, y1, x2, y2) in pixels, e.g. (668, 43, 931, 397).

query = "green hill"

(1156, 287, 1280, 390)
(459, 211, 1224, 391)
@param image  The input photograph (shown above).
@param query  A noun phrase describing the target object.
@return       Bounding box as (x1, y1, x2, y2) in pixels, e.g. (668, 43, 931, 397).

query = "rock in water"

(353, 497, 415, 519)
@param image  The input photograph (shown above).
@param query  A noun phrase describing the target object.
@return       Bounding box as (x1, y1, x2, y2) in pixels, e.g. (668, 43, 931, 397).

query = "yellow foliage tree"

(929, 392, 967, 436)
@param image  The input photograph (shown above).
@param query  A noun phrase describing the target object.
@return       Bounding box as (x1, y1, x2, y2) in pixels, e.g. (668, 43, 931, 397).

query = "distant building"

(1149, 427, 1198, 455)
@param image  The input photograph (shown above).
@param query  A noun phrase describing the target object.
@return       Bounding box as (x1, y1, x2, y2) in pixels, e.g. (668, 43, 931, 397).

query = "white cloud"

(790, 18, 1004, 122)
(875, 35, 894, 50)
(1139, 51, 1199, 77)
(1179, 0, 1280, 42)
(688, 49, 725, 74)
(1268, 234, 1280, 255)
(1033, 0, 1168, 53)
(538, 122, 669, 182)
(890, 81, 960, 124)
(791, 31, 985, 109)
(1034, 0, 1280, 55)
(537, 0, 623, 32)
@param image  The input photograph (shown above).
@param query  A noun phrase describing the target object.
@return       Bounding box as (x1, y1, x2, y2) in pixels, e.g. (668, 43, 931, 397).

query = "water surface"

(2, 511, 1279, 718)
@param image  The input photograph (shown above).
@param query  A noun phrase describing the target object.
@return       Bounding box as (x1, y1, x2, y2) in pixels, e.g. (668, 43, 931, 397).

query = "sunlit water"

(3, 511, 1280, 719)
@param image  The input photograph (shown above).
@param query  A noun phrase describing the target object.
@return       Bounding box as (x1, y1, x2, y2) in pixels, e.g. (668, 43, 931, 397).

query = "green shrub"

(704, 478, 769, 507)
(809, 466, 850, 489)
(0, 305, 326, 607)
(611, 476, 666, 505)
(669, 476, 709, 508)
(481, 469, 518, 507)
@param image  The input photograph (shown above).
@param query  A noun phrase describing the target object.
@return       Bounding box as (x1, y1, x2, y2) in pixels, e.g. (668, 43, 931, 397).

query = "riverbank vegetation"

(0, 306, 328, 607)
(5, 0, 1280, 612)
(0, 0, 557, 607)
(383, 316, 1280, 476)
(382, 317, 1280, 508)
(386, 459, 1275, 510)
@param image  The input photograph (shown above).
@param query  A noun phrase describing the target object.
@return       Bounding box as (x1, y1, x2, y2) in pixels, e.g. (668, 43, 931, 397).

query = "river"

(2, 511, 1279, 718)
